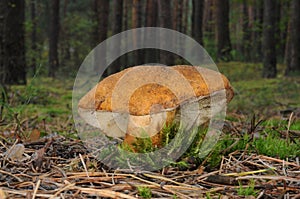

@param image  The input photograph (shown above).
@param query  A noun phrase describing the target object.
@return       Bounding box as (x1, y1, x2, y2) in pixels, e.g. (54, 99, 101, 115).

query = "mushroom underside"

(78, 89, 228, 139)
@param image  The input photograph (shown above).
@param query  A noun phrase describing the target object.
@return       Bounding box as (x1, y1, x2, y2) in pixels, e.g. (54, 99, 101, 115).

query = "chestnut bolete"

(78, 65, 234, 150)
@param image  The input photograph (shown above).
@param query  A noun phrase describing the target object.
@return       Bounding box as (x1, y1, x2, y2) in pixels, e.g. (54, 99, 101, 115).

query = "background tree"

(30, 0, 37, 74)
(132, 0, 144, 66)
(191, 0, 204, 46)
(262, 0, 277, 78)
(0, 0, 26, 85)
(215, 0, 232, 61)
(93, 0, 109, 71)
(145, 0, 158, 64)
(158, 0, 173, 65)
(251, 0, 263, 62)
(48, 0, 60, 78)
(285, 0, 300, 75)
(108, 0, 123, 75)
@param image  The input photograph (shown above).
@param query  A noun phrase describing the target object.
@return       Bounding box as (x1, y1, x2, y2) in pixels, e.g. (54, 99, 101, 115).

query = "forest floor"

(0, 62, 299, 198)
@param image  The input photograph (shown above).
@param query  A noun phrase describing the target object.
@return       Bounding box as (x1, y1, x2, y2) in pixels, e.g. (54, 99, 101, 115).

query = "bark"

(241, 0, 250, 61)
(158, 0, 173, 65)
(192, 0, 204, 46)
(215, 0, 232, 61)
(108, 0, 123, 75)
(262, 0, 277, 78)
(31, 0, 37, 74)
(0, 0, 26, 85)
(93, 0, 109, 72)
(285, 0, 300, 75)
(48, 0, 60, 78)
(132, 0, 144, 65)
(203, 0, 215, 39)
(251, 0, 263, 62)
(145, 0, 158, 64)
(182, 0, 189, 35)
(121, 0, 130, 67)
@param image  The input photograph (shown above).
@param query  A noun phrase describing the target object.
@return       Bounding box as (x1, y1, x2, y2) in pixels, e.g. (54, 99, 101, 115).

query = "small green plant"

(137, 186, 152, 199)
(205, 192, 212, 199)
(237, 179, 258, 197)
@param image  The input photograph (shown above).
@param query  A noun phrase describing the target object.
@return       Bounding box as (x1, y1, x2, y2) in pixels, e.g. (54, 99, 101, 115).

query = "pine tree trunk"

(251, 0, 263, 62)
(145, 0, 158, 64)
(31, 0, 37, 74)
(215, 0, 232, 62)
(48, 0, 60, 78)
(241, 0, 250, 61)
(203, 0, 215, 39)
(262, 0, 277, 78)
(285, 0, 300, 75)
(192, 0, 204, 46)
(132, 0, 144, 65)
(121, 0, 130, 67)
(158, 0, 173, 65)
(109, 0, 123, 75)
(0, 0, 26, 85)
(93, 0, 109, 72)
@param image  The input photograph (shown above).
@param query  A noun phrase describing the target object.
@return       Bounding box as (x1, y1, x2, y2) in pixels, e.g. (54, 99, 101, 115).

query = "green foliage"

(237, 180, 258, 197)
(218, 62, 300, 115)
(137, 186, 152, 199)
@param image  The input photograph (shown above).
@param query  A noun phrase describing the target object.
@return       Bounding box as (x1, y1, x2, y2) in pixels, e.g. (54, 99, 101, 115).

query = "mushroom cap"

(78, 65, 234, 138)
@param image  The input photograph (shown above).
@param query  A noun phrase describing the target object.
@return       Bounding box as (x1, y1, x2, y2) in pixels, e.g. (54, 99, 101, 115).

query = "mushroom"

(78, 65, 234, 150)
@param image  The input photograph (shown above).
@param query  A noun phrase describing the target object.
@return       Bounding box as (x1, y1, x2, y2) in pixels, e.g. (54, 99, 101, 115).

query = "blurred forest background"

(0, 0, 299, 86)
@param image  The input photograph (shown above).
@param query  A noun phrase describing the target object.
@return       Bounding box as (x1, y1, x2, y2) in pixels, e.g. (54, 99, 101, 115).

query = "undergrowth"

(0, 62, 299, 170)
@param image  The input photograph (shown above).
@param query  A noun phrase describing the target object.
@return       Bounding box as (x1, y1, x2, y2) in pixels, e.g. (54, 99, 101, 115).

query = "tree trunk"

(262, 0, 277, 78)
(215, 0, 232, 62)
(121, 0, 130, 67)
(279, 1, 289, 63)
(31, 0, 37, 74)
(132, 0, 144, 66)
(251, 0, 263, 62)
(108, 0, 123, 75)
(182, 0, 189, 35)
(93, 0, 109, 72)
(241, 0, 250, 61)
(0, 0, 26, 85)
(48, 0, 60, 78)
(191, 0, 204, 46)
(158, 0, 173, 65)
(145, 0, 158, 64)
(285, 0, 300, 75)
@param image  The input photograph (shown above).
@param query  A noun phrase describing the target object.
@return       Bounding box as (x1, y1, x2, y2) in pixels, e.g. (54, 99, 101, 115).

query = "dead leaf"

(4, 143, 25, 161)
(27, 128, 40, 142)
(33, 147, 45, 171)
(0, 189, 7, 199)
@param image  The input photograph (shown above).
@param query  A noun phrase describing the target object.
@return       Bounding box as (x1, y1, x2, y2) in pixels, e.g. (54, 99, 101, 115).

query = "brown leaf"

(33, 148, 45, 171)
(0, 189, 7, 199)
(4, 143, 25, 161)
(27, 128, 41, 142)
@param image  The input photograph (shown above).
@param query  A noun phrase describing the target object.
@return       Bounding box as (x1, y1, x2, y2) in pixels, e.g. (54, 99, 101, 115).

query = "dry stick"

(286, 112, 294, 141)
(32, 179, 41, 199)
(259, 155, 300, 167)
(127, 174, 190, 198)
(197, 170, 220, 181)
(292, 193, 300, 199)
(76, 187, 136, 199)
(256, 190, 265, 199)
(219, 156, 225, 175)
(143, 173, 202, 189)
(49, 182, 76, 199)
(223, 168, 275, 177)
(236, 175, 300, 182)
(0, 169, 23, 182)
(3, 189, 53, 198)
(79, 153, 94, 187)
